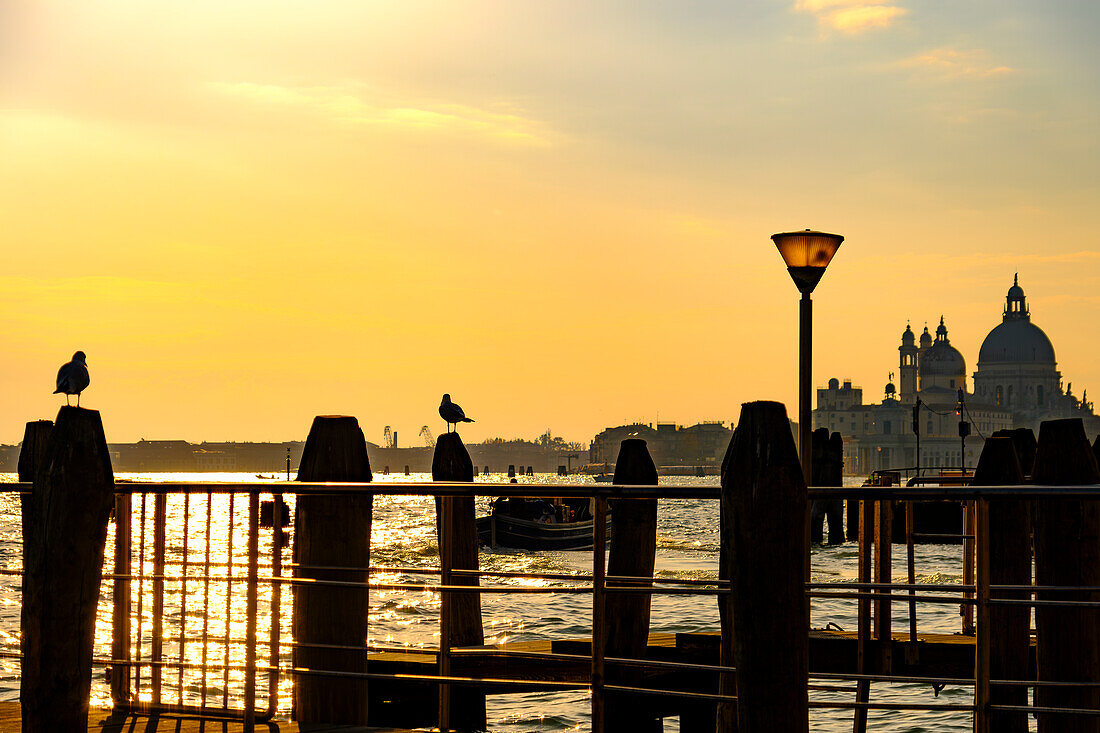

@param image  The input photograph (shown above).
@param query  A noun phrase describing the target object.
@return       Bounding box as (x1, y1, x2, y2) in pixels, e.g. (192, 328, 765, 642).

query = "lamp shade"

(772, 229, 844, 293)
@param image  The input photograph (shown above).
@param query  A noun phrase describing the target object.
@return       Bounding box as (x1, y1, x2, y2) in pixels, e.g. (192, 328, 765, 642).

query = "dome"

(979, 321, 1055, 364)
(901, 324, 915, 345)
(828, 377, 840, 389)
(920, 317, 966, 376)
(978, 276, 1056, 365)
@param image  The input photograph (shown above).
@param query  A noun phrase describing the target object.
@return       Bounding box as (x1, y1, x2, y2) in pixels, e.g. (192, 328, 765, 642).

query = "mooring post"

(971, 437, 1029, 733)
(432, 432, 486, 732)
(722, 401, 808, 732)
(810, 429, 845, 544)
(1032, 418, 1100, 733)
(604, 438, 661, 730)
(293, 415, 373, 725)
(21, 407, 115, 732)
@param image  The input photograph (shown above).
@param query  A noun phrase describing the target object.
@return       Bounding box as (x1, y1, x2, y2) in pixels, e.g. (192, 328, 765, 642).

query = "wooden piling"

(21, 407, 115, 732)
(432, 432, 486, 732)
(972, 437, 1029, 733)
(722, 401, 808, 732)
(992, 428, 1037, 477)
(810, 429, 844, 544)
(293, 415, 373, 725)
(1032, 418, 1100, 732)
(604, 438, 660, 731)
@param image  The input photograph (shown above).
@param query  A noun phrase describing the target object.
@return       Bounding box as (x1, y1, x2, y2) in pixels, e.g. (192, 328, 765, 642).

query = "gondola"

(477, 498, 611, 550)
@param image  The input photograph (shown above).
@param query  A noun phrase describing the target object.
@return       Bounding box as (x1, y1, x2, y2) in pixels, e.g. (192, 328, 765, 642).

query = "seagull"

(54, 351, 90, 406)
(439, 393, 474, 433)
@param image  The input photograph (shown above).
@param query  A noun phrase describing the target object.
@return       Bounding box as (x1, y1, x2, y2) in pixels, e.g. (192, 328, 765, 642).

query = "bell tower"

(899, 323, 918, 403)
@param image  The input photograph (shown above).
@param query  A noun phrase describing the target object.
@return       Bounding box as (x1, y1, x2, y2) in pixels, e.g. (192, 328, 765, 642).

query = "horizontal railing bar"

(604, 656, 735, 674)
(806, 582, 974, 592)
(810, 701, 975, 711)
(993, 680, 1100, 688)
(988, 598, 1100, 608)
(812, 671, 974, 685)
(991, 704, 1100, 716)
(807, 591, 976, 605)
(601, 684, 737, 703)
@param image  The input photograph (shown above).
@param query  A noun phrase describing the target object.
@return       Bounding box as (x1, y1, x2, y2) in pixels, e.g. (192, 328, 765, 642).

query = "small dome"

(886, 382, 896, 394)
(920, 317, 966, 376)
(901, 323, 915, 345)
(828, 377, 840, 389)
(919, 325, 932, 348)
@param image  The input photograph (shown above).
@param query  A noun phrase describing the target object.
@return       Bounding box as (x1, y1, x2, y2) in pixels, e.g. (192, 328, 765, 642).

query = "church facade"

(814, 277, 1099, 475)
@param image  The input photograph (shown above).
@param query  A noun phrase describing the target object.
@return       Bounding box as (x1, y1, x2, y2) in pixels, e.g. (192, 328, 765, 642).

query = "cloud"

(899, 48, 1015, 80)
(795, 0, 907, 33)
(207, 82, 555, 146)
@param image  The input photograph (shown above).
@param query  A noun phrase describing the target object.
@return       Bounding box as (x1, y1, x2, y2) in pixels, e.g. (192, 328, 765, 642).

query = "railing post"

(591, 494, 608, 733)
(853, 497, 873, 733)
(293, 415, 373, 725)
(268, 492, 285, 717)
(722, 401, 808, 732)
(21, 407, 115, 732)
(111, 490, 132, 706)
(151, 492, 166, 703)
(974, 497, 991, 733)
(244, 489, 259, 732)
(874, 498, 893, 673)
(961, 501, 976, 636)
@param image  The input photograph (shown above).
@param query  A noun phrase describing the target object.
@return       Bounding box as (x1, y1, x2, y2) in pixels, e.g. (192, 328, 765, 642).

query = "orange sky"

(2, 1, 1098, 445)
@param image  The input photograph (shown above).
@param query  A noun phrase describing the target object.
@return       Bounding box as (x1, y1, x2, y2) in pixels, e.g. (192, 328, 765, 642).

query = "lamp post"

(772, 229, 844, 485)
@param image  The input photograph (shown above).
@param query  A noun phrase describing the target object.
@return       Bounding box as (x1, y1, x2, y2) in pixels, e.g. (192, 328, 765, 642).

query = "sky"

(2, 0, 1099, 446)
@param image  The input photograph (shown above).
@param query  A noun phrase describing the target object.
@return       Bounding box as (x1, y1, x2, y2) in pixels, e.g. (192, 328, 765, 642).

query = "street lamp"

(772, 229, 843, 485)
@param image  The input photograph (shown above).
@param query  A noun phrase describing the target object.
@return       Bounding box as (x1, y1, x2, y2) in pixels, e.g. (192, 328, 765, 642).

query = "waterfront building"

(815, 277, 1099, 474)
(589, 421, 734, 469)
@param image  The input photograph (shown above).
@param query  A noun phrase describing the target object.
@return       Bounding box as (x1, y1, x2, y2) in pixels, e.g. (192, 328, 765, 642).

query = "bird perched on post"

(439, 394, 474, 433)
(54, 351, 90, 406)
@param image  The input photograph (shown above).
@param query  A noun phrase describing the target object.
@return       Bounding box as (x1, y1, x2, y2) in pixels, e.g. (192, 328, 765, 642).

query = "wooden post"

(21, 407, 115, 732)
(1092, 434, 1099, 469)
(293, 415, 373, 725)
(1032, 418, 1100, 733)
(971, 437, 1029, 733)
(432, 432, 485, 732)
(604, 438, 660, 731)
(722, 401, 808, 732)
(961, 501, 976, 635)
(810, 429, 845, 544)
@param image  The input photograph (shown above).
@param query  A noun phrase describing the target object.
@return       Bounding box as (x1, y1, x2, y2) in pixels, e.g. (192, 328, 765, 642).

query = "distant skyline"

(2, 1, 1098, 444)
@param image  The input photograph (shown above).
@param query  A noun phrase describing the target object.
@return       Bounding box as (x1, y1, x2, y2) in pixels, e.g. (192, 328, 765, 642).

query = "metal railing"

(4, 478, 1100, 731)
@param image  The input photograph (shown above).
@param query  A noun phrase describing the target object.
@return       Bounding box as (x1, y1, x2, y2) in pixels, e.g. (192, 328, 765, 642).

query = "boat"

(477, 498, 610, 550)
(592, 474, 615, 483)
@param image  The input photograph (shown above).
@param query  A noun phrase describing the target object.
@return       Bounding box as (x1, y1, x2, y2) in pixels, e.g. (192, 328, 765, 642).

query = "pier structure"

(6, 405, 1100, 731)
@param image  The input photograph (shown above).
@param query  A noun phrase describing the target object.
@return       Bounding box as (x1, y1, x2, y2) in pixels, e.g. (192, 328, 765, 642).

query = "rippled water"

(0, 472, 997, 731)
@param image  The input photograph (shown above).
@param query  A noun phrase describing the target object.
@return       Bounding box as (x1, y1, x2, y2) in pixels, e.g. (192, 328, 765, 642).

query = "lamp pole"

(771, 230, 844, 486)
(799, 291, 812, 484)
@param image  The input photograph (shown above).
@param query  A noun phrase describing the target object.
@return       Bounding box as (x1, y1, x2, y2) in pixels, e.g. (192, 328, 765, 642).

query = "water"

(0, 471, 987, 731)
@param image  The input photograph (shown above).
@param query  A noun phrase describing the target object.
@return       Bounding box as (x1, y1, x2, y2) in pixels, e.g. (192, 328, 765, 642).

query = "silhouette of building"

(815, 277, 1099, 474)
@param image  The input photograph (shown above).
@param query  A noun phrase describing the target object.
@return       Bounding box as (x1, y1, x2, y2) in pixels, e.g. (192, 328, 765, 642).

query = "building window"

(884, 421, 891, 434)
(1007, 385, 1014, 406)
(1037, 385, 1044, 406)
(995, 386, 1003, 406)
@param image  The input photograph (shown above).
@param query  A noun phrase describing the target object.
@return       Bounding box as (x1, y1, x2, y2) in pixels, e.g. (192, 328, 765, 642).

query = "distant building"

(590, 421, 733, 468)
(816, 277, 1099, 474)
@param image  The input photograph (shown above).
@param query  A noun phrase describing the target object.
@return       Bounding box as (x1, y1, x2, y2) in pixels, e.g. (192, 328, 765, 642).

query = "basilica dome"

(978, 276, 1056, 365)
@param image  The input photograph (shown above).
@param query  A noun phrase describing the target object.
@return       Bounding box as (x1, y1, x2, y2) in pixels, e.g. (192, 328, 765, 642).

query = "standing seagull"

(439, 394, 474, 433)
(54, 351, 90, 406)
